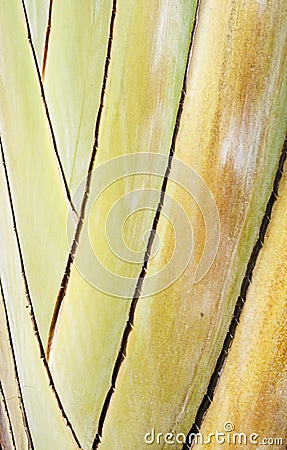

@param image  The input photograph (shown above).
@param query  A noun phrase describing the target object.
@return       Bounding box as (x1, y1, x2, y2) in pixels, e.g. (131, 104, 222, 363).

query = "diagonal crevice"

(0, 136, 82, 449)
(0, 280, 33, 450)
(0, 380, 17, 450)
(20, 0, 78, 217)
(182, 131, 287, 449)
(41, 0, 53, 80)
(46, 0, 118, 360)
(92, 2, 202, 448)
(0, 381, 17, 450)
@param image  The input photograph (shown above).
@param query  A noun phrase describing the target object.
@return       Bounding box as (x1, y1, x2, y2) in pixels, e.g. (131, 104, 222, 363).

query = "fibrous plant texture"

(0, 1, 287, 449)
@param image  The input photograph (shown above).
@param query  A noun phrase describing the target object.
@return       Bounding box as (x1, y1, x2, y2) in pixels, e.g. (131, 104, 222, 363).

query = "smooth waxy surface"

(43, 0, 114, 192)
(24, 0, 50, 67)
(0, 155, 79, 449)
(0, 0, 71, 345)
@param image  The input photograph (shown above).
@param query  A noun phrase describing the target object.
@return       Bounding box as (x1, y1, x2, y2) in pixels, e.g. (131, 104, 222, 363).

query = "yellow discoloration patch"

(99, 1, 287, 448)
(195, 161, 287, 449)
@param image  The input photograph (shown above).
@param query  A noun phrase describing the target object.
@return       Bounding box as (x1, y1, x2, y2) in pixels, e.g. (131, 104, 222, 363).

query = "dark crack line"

(182, 133, 287, 449)
(92, 2, 202, 448)
(46, 0, 118, 360)
(41, 0, 53, 80)
(0, 137, 82, 449)
(20, 0, 78, 217)
(0, 379, 17, 449)
(0, 280, 33, 450)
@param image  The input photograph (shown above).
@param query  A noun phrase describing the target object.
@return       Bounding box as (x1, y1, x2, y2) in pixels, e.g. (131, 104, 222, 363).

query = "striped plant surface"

(0, 1, 286, 449)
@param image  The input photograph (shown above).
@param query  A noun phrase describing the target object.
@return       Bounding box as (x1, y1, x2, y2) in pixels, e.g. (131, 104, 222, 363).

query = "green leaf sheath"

(24, 0, 50, 69)
(0, 153, 79, 448)
(0, 1, 287, 449)
(47, 1, 198, 447)
(0, 0, 71, 345)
